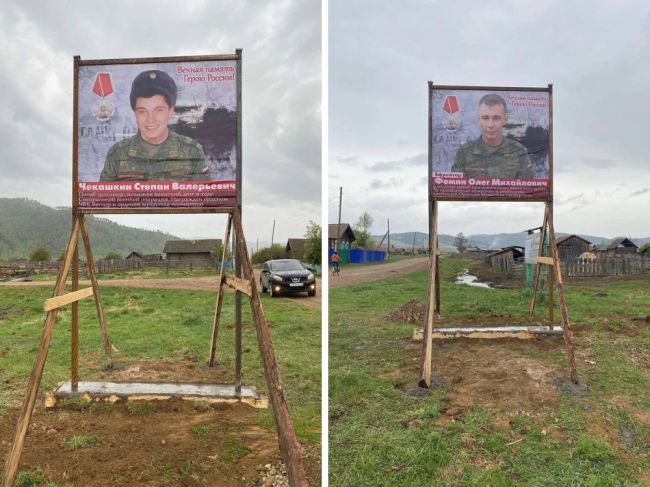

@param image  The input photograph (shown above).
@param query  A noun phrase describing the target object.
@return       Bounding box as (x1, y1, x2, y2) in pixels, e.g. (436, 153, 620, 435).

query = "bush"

(28, 247, 50, 262)
(251, 244, 287, 264)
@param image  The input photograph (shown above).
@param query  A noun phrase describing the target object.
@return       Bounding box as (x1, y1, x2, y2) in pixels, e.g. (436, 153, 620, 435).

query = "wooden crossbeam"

(536, 256, 554, 266)
(223, 275, 252, 297)
(43, 287, 94, 311)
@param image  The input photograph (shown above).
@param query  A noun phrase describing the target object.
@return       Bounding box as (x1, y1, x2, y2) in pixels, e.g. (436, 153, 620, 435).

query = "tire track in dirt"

(0, 270, 321, 309)
(328, 256, 429, 288)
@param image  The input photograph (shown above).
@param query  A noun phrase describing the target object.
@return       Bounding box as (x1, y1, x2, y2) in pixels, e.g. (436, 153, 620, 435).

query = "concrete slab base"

(46, 381, 268, 409)
(413, 325, 564, 341)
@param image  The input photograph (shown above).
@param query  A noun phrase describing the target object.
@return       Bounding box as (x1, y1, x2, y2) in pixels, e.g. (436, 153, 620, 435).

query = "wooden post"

(208, 215, 232, 367)
(548, 260, 554, 327)
(231, 208, 308, 487)
(418, 200, 438, 388)
(2, 217, 80, 487)
(548, 204, 578, 382)
(78, 217, 113, 368)
(529, 204, 549, 317)
(234, 220, 242, 394)
(72, 229, 79, 389)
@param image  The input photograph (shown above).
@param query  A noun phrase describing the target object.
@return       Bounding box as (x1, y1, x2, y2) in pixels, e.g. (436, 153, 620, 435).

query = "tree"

(454, 232, 468, 253)
(29, 247, 51, 262)
(251, 244, 287, 265)
(353, 211, 374, 249)
(303, 221, 321, 266)
(211, 241, 232, 263)
(104, 251, 122, 260)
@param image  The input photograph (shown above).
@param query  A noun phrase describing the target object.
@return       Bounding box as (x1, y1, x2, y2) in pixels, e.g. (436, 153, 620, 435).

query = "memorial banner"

(76, 56, 239, 209)
(430, 86, 551, 201)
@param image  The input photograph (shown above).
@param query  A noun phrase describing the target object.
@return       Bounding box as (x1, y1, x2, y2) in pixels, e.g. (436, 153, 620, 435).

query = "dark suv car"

(260, 259, 316, 297)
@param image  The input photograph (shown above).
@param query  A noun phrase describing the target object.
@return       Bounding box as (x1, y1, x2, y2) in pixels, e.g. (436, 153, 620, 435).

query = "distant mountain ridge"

(0, 198, 179, 260)
(373, 231, 650, 252)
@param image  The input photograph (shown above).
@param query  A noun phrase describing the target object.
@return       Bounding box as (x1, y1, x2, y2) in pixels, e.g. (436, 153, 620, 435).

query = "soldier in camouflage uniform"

(100, 70, 210, 181)
(452, 94, 531, 178)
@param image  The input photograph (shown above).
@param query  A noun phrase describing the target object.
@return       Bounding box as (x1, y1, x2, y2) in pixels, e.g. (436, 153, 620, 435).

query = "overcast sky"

(329, 0, 650, 240)
(0, 0, 321, 248)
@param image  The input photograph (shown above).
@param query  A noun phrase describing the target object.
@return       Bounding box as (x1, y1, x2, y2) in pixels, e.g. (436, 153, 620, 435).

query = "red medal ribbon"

(443, 95, 459, 114)
(92, 72, 114, 97)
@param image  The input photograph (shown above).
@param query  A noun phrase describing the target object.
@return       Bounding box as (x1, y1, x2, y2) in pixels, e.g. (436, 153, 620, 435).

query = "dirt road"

(329, 257, 429, 288)
(1, 270, 321, 308)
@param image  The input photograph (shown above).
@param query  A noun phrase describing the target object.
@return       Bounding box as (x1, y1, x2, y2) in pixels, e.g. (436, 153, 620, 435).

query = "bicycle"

(332, 262, 340, 277)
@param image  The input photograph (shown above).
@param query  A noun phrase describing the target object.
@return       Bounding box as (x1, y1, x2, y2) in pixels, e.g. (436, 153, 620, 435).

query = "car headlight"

(271, 274, 283, 282)
(307, 273, 314, 281)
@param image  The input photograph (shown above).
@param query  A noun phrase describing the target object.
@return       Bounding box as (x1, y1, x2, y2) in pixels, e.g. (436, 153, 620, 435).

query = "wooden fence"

(0, 259, 215, 280)
(563, 255, 648, 277)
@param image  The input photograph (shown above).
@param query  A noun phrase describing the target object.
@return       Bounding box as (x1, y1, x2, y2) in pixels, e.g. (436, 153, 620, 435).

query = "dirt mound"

(386, 299, 427, 324)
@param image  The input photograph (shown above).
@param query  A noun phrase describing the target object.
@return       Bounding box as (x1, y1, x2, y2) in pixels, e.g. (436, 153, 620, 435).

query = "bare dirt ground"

(329, 257, 429, 289)
(0, 359, 321, 486)
(0, 270, 321, 309)
(0, 273, 321, 485)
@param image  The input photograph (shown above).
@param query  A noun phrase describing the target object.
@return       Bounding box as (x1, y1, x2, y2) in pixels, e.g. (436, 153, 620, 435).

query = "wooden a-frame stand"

(2, 207, 308, 487)
(417, 200, 578, 389)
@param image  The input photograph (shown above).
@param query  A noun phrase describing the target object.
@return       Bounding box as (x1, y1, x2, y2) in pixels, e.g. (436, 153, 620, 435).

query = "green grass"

(27, 266, 218, 281)
(329, 257, 650, 486)
(191, 424, 210, 437)
(0, 281, 320, 482)
(64, 434, 100, 450)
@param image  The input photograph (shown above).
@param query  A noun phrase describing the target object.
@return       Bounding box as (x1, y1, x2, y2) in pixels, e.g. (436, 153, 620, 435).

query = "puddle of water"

(455, 269, 493, 288)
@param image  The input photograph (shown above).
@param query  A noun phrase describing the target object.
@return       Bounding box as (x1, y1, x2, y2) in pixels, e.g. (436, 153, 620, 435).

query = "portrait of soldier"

(451, 93, 532, 178)
(100, 70, 210, 181)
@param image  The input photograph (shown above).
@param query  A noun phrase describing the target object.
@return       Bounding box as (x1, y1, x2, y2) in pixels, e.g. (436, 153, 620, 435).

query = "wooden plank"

(2, 217, 79, 487)
(529, 205, 549, 317)
(536, 256, 554, 266)
(413, 326, 564, 341)
(43, 287, 93, 311)
(223, 275, 252, 296)
(232, 208, 308, 487)
(548, 205, 578, 382)
(79, 217, 113, 369)
(71, 242, 79, 390)
(418, 200, 438, 388)
(209, 215, 232, 367)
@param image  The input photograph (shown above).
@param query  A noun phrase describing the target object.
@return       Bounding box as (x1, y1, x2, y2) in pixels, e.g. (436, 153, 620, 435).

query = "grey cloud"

(367, 153, 426, 172)
(369, 177, 403, 190)
(631, 188, 650, 197)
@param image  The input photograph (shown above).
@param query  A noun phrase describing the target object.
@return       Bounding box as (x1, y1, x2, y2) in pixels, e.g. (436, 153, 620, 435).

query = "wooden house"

(328, 223, 356, 250)
(163, 239, 221, 265)
(125, 251, 162, 262)
(285, 238, 306, 259)
(605, 237, 638, 255)
(488, 246, 525, 272)
(555, 235, 592, 262)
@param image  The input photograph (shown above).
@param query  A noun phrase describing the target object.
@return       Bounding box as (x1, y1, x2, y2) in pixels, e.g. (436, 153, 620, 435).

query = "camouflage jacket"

(100, 131, 209, 181)
(451, 137, 532, 178)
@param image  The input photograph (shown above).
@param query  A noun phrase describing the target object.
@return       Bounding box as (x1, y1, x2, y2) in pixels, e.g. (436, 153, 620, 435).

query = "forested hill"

(0, 198, 178, 260)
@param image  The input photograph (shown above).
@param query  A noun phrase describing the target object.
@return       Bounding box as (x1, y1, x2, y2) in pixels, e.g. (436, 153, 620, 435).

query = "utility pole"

(271, 220, 275, 258)
(337, 186, 343, 254)
(412, 232, 416, 255)
(387, 218, 390, 260)
(256, 238, 259, 253)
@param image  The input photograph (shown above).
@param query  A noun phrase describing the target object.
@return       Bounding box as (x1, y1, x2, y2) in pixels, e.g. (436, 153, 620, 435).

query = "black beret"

(130, 70, 177, 109)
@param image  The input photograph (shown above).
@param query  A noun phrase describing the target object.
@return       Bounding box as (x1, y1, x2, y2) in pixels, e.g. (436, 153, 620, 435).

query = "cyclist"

(331, 250, 341, 276)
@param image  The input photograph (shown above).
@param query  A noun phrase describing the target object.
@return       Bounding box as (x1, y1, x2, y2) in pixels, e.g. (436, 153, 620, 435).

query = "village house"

(488, 246, 525, 272)
(555, 235, 592, 262)
(594, 237, 639, 256)
(285, 238, 306, 260)
(163, 239, 221, 266)
(328, 223, 356, 250)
